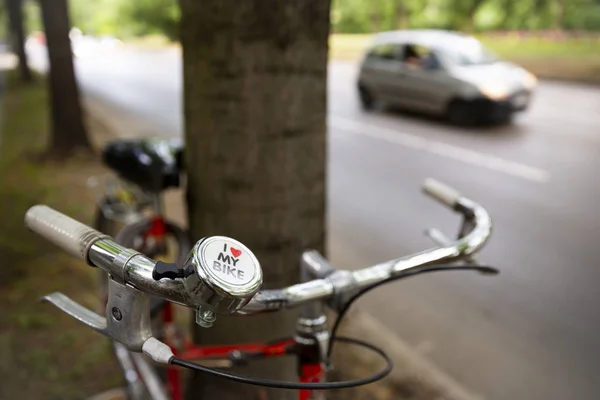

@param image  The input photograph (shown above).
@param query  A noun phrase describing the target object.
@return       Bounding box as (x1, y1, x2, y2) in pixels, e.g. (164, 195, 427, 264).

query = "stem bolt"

(111, 307, 123, 321)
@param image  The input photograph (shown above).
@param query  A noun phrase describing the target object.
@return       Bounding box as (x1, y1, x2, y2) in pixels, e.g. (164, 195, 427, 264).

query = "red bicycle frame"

(160, 300, 324, 400)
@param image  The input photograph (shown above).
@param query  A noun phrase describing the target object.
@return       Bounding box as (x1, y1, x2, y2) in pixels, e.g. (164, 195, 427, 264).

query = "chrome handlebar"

(244, 179, 492, 312)
(25, 178, 492, 320)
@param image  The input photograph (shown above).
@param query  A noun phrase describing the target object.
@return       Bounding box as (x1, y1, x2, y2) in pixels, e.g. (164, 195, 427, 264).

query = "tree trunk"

(463, 0, 486, 32)
(499, 0, 516, 29)
(395, 0, 410, 29)
(370, 10, 382, 33)
(397, 10, 411, 30)
(5, 0, 32, 82)
(554, 0, 566, 30)
(39, 0, 90, 157)
(179, 0, 330, 399)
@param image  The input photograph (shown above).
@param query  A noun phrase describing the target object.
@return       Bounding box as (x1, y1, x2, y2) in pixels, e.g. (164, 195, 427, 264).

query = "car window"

(440, 39, 499, 66)
(402, 43, 442, 70)
(367, 43, 401, 61)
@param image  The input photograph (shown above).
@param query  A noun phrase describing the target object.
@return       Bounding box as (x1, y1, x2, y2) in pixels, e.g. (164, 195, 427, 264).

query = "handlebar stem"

(299, 251, 335, 319)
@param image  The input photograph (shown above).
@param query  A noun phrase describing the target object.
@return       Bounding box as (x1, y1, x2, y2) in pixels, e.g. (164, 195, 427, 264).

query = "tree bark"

(5, 0, 32, 82)
(39, 0, 90, 157)
(179, 0, 330, 399)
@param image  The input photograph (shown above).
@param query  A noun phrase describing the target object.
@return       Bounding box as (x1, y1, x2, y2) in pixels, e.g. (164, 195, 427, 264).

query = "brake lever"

(42, 279, 175, 364)
(44, 278, 154, 350)
(43, 292, 107, 334)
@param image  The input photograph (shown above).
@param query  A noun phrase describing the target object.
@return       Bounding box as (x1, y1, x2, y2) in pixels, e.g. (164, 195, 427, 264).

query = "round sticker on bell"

(200, 236, 258, 287)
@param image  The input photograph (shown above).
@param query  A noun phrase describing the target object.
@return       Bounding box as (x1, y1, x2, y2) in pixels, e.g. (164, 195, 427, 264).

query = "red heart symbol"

(230, 247, 242, 258)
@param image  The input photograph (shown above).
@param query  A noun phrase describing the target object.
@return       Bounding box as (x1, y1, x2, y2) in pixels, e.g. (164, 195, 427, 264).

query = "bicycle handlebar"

(26, 179, 492, 316)
(25, 178, 495, 391)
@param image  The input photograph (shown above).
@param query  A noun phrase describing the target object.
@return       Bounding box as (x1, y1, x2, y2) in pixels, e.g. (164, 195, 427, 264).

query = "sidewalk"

(83, 94, 484, 400)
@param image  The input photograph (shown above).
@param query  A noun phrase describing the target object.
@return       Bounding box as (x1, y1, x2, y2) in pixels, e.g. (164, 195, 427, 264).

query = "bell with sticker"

(181, 236, 263, 327)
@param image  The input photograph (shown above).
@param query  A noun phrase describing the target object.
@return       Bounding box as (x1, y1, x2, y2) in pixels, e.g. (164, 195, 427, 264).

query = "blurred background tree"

(4, 0, 31, 81)
(39, 0, 90, 157)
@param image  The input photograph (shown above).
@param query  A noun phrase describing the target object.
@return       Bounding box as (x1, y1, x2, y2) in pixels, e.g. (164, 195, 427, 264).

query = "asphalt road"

(37, 46, 600, 400)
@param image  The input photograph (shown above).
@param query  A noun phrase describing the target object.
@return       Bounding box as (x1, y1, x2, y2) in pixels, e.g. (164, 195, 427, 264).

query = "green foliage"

(566, 1, 600, 29)
(109, 0, 180, 40)
(23, 0, 42, 33)
(331, 0, 600, 33)
(19, 0, 179, 40)
(12, 0, 600, 41)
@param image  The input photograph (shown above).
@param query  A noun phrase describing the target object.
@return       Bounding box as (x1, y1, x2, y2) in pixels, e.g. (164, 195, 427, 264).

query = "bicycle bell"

(181, 236, 263, 327)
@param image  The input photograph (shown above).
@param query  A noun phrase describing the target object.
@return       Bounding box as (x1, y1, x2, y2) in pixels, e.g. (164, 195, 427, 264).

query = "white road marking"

(329, 115, 551, 183)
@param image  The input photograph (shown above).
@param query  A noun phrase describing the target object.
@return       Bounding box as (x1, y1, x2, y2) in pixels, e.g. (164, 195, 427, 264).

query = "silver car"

(357, 30, 538, 124)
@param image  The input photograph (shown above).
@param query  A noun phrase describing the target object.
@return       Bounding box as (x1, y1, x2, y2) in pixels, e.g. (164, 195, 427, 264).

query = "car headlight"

(479, 83, 509, 101)
(523, 72, 538, 89)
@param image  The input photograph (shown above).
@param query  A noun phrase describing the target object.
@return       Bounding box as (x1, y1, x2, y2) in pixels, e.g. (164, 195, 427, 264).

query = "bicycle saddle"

(102, 138, 184, 193)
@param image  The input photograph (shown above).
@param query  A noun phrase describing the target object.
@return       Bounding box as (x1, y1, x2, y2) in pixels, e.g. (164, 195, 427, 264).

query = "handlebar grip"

(422, 178, 461, 208)
(25, 205, 110, 263)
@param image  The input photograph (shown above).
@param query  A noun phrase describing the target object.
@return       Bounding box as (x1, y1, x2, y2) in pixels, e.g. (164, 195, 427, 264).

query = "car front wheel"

(447, 99, 472, 126)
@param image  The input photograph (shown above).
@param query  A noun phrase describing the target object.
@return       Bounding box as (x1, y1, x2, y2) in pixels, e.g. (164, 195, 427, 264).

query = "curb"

(83, 97, 482, 400)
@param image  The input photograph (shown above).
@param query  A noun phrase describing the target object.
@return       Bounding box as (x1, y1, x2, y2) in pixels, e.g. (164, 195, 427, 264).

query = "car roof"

(368, 29, 480, 52)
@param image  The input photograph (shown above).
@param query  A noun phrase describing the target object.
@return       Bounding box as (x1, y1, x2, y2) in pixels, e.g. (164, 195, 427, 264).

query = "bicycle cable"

(170, 336, 392, 390)
(326, 264, 499, 361)
(169, 265, 497, 389)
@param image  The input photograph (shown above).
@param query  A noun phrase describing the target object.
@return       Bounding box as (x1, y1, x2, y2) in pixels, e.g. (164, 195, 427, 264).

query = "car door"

(359, 43, 407, 105)
(395, 44, 456, 114)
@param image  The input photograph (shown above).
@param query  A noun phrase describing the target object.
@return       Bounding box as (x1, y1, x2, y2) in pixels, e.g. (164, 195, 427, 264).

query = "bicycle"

(26, 178, 498, 400)
(88, 137, 192, 399)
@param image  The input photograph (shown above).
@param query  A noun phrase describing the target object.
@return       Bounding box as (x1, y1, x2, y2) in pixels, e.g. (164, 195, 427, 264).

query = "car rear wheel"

(358, 85, 375, 111)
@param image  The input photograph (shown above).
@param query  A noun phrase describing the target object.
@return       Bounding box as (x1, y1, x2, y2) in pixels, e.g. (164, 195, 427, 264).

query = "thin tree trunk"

(499, 0, 516, 29)
(554, 0, 566, 30)
(5, 0, 32, 82)
(397, 9, 411, 30)
(370, 10, 382, 32)
(39, 0, 90, 157)
(179, 0, 330, 399)
(463, 0, 486, 32)
(395, 0, 410, 29)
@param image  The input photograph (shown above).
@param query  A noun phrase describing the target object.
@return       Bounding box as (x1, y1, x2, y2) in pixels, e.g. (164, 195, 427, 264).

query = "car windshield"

(440, 38, 499, 66)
